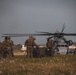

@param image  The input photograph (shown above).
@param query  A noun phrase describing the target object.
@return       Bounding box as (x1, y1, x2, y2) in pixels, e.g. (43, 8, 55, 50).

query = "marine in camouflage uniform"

(8, 37, 14, 57)
(45, 38, 53, 56)
(0, 42, 3, 59)
(2, 37, 14, 58)
(25, 36, 37, 58)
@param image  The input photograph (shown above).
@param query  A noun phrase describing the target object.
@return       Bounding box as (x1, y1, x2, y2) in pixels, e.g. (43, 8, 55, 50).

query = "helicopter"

(1, 24, 76, 55)
(2, 24, 76, 54)
(2, 23, 76, 45)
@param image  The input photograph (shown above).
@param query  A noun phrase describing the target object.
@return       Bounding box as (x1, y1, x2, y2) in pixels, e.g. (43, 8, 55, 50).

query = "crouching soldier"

(2, 37, 14, 58)
(33, 46, 39, 58)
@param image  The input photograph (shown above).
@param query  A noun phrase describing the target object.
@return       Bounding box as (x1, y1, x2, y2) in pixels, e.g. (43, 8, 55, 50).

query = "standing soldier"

(0, 42, 3, 59)
(7, 37, 14, 57)
(25, 36, 37, 58)
(2, 37, 14, 58)
(45, 38, 53, 56)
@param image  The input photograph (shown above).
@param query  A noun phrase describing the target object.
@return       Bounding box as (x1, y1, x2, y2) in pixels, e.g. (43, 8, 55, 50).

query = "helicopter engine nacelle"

(67, 40, 73, 46)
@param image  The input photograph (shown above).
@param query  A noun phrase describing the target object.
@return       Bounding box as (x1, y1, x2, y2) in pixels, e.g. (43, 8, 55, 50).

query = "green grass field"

(0, 55, 76, 75)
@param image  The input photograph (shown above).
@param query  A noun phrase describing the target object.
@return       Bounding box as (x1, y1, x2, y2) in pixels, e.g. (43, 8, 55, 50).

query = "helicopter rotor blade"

(2, 33, 56, 36)
(2, 33, 55, 37)
(2, 32, 76, 37)
(35, 31, 51, 34)
(63, 33, 76, 36)
(61, 23, 66, 33)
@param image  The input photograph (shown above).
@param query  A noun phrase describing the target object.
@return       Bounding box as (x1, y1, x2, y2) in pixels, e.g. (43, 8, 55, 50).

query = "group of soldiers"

(0, 35, 54, 59)
(0, 37, 14, 59)
(24, 36, 54, 58)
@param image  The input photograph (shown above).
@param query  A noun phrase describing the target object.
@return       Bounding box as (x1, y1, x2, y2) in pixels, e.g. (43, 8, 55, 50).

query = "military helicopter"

(2, 24, 76, 55)
(2, 23, 76, 45)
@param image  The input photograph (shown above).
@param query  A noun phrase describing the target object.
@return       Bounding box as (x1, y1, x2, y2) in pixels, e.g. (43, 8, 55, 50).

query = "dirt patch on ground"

(14, 51, 27, 56)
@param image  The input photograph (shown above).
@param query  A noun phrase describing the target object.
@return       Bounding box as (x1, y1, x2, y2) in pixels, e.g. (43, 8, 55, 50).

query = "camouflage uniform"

(8, 37, 14, 57)
(45, 39, 53, 56)
(2, 37, 14, 58)
(25, 36, 37, 58)
(0, 42, 3, 58)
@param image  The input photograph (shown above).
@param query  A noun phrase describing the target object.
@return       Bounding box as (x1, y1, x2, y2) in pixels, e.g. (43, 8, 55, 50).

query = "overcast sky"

(0, 0, 76, 44)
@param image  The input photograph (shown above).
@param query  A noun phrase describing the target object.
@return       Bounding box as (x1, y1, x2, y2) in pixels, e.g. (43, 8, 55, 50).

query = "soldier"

(0, 42, 3, 59)
(2, 37, 14, 58)
(25, 36, 37, 58)
(45, 38, 53, 57)
(8, 37, 14, 57)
